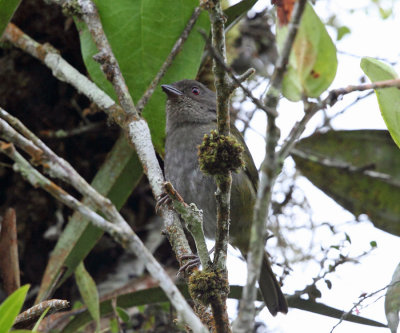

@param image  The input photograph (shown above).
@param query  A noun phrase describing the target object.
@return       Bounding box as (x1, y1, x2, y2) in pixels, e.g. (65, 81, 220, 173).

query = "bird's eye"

(191, 87, 200, 95)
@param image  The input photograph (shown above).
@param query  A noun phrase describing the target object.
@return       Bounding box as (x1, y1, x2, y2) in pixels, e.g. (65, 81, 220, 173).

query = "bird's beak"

(161, 84, 183, 98)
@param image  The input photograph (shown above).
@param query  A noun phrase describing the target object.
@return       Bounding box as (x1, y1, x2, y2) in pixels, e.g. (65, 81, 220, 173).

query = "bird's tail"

(258, 252, 288, 316)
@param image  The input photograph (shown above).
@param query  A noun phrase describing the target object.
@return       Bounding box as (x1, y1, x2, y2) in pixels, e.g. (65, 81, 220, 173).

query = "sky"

(225, 1, 400, 332)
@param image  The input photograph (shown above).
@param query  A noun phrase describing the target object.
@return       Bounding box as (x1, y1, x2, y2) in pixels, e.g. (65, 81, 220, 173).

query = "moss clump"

(198, 130, 244, 175)
(188, 269, 229, 305)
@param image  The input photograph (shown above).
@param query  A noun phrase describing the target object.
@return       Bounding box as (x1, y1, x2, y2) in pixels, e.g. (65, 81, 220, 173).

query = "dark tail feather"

(258, 252, 288, 316)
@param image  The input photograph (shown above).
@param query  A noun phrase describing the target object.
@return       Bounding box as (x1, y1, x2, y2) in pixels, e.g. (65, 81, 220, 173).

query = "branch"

(234, 0, 307, 330)
(0, 141, 126, 239)
(1, 23, 123, 123)
(326, 78, 400, 106)
(330, 281, 398, 333)
(205, 0, 236, 331)
(277, 101, 319, 161)
(0, 108, 127, 228)
(279, 77, 400, 161)
(74, 0, 138, 117)
(163, 182, 211, 269)
(199, 29, 277, 118)
(206, 0, 232, 275)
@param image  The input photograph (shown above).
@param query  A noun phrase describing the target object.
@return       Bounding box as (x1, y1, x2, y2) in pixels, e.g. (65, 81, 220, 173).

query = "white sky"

(226, 1, 400, 332)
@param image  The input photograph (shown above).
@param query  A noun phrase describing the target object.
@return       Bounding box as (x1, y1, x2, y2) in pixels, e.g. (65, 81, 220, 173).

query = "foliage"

(276, 2, 337, 101)
(361, 57, 400, 149)
(0, 285, 29, 333)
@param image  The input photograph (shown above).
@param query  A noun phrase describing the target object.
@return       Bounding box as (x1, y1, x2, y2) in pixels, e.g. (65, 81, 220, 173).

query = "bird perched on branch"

(162, 79, 288, 316)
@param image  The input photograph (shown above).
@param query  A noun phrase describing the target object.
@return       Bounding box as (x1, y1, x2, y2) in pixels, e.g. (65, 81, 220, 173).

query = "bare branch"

(326, 78, 400, 106)
(1, 23, 123, 123)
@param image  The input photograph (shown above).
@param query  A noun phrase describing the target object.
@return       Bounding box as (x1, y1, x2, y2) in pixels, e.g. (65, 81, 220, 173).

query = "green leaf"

(116, 307, 130, 323)
(36, 135, 143, 303)
(224, 0, 258, 31)
(0, 285, 29, 332)
(292, 130, 400, 236)
(360, 57, 400, 149)
(0, 0, 22, 36)
(76, 0, 210, 152)
(336, 26, 351, 41)
(276, 2, 337, 101)
(385, 262, 400, 333)
(379, 7, 392, 20)
(31, 306, 50, 332)
(109, 318, 119, 333)
(75, 262, 100, 330)
(63, 284, 386, 331)
(287, 295, 387, 328)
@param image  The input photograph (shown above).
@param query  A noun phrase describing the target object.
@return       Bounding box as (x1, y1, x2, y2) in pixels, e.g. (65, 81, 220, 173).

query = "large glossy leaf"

(0, 285, 29, 332)
(63, 284, 386, 331)
(292, 130, 400, 236)
(0, 0, 22, 37)
(276, 2, 337, 101)
(76, 0, 210, 152)
(36, 135, 143, 303)
(361, 57, 400, 149)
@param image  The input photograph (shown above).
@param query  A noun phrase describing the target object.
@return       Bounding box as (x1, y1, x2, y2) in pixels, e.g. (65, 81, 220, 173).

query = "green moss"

(188, 269, 229, 305)
(198, 130, 244, 175)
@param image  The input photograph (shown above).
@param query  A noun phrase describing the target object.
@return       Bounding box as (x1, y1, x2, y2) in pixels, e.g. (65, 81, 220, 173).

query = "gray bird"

(162, 79, 288, 316)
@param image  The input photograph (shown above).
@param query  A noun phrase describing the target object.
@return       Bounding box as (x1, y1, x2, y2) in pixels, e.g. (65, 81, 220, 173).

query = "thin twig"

(326, 79, 400, 106)
(330, 281, 400, 333)
(136, 7, 202, 112)
(199, 29, 277, 118)
(277, 101, 319, 161)
(39, 122, 106, 139)
(279, 76, 400, 161)
(318, 91, 374, 130)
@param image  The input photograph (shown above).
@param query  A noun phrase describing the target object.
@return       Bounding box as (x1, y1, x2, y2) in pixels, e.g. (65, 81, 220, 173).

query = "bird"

(162, 79, 288, 316)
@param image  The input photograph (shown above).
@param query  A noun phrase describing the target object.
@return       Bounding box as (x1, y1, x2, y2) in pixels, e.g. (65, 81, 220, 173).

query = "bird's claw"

(178, 254, 201, 276)
(155, 192, 172, 215)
